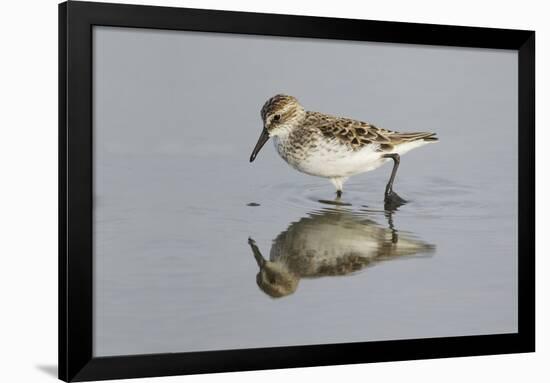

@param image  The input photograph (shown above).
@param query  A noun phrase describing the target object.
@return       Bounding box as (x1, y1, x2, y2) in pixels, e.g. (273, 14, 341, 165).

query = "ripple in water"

(250, 174, 494, 227)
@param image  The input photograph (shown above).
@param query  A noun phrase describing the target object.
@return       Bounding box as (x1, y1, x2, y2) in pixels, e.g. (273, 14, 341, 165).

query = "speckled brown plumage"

(303, 111, 437, 152)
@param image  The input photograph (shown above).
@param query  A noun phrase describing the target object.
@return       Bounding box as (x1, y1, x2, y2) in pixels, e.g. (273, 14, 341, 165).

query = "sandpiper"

(249, 94, 438, 206)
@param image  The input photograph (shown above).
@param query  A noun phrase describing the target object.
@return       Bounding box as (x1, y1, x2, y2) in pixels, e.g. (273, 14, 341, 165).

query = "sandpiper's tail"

(391, 131, 438, 143)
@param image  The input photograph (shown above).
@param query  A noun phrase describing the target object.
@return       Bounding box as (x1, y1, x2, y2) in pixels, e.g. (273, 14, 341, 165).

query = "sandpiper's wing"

(307, 111, 437, 151)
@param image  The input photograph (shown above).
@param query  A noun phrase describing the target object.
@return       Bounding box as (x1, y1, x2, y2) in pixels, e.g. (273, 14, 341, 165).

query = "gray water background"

(93, 26, 518, 356)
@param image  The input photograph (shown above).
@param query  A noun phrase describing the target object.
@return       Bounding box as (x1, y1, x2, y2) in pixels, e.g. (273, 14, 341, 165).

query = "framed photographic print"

(59, 1, 535, 381)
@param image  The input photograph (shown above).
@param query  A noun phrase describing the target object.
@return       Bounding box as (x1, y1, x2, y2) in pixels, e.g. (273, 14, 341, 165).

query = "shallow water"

(93, 27, 518, 356)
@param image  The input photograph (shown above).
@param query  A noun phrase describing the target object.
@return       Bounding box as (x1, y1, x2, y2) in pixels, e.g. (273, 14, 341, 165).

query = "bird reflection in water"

(248, 205, 435, 298)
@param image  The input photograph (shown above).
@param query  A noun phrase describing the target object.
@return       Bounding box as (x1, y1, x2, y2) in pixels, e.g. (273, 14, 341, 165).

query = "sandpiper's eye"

(273, 114, 281, 122)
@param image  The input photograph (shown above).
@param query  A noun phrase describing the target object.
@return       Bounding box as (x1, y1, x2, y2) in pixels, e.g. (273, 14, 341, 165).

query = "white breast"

(275, 137, 387, 178)
(274, 134, 433, 179)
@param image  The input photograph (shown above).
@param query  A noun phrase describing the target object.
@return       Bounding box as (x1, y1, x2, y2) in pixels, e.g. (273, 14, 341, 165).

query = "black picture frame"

(59, 1, 535, 381)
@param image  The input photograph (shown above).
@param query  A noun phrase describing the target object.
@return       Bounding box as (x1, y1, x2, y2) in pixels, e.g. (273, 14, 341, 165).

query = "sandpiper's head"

(261, 94, 305, 133)
(256, 262, 299, 298)
(250, 94, 305, 162)
(248, 237, 299, 298)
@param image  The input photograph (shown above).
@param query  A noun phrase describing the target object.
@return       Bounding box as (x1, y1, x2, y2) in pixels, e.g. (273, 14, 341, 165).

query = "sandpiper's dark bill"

(250, 128, 270, 162)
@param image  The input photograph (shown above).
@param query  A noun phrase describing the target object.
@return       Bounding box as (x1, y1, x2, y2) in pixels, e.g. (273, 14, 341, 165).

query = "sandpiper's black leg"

(382, 153, 407, 210)
(383, 153, 400, 195)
